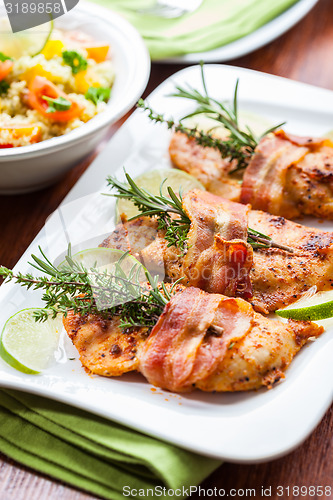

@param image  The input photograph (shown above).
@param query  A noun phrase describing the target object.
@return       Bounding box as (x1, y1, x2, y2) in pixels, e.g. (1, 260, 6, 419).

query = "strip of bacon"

(241, 130, 333, 218)
(139, 287, 253, 392)
(182, 189, 253, 298)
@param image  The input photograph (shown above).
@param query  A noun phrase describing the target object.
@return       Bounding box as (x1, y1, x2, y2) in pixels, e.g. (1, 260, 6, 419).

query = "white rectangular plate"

(0, 65, 333, 462)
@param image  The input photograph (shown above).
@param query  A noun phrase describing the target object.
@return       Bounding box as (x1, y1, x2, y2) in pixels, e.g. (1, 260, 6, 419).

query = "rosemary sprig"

(138, 62, 285, 172)
(106, 172, 190, 254)
(106, 173, 294, 253)
(137, 100, 250, 172)
(0, 254, 229, 338)
(0, 247, 176, 331)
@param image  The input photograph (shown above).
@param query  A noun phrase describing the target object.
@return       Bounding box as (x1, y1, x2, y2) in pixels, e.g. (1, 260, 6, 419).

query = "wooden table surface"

(1, 0, 333, 498)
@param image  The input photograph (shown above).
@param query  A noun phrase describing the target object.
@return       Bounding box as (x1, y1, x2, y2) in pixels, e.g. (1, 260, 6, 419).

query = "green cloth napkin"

(0, 389, 221, 499)
(89, 0, 299, 59)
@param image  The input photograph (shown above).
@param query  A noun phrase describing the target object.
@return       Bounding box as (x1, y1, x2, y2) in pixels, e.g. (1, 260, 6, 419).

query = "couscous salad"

(0, 19, 115, 147)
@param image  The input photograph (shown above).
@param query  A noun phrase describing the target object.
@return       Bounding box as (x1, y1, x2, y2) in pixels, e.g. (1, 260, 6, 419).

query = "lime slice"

(116, 168, 205, 220)
(0, 309, 62, 374)
(276, 288, 333, 321)
(31, 19, 54, 57)
(0, 16, 54, 58)
(183, 111, 273, 139)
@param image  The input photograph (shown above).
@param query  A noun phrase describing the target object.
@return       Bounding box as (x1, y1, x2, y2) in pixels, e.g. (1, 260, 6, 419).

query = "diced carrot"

(0, 60, 13, 81)
(27, 76, 83, 122)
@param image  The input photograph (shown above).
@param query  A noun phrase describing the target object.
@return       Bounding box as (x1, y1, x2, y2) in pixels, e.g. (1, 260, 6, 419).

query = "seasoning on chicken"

(63, 310, 147, 376)
(249, 209, 333, 313)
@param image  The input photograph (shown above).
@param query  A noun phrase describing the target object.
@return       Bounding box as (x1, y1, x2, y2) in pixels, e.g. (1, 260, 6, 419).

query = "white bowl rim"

(0, 1, 151, 161)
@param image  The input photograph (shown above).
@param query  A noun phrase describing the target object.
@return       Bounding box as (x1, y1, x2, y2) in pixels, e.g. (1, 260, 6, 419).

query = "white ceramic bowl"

(0, 1, 150, 194)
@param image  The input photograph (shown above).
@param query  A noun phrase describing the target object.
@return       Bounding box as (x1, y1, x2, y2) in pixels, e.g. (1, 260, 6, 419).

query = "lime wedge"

(116, 168, 205, 220)
(276, 289, 333, 321)
(0, 309, 62, 374)
(0, 16, 54, 58)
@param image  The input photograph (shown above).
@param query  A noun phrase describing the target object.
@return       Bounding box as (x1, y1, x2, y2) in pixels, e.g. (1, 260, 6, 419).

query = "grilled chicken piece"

(169, 131, 241, 201)
(241, 131, 333, 219)
(170, 130, 333, 219)
(63, 287, 323, 392)
(196, 300, 322, 393)
(63, 311, 147, 376)
(141, 287, 323, 392)
(100, 191, 333, 313)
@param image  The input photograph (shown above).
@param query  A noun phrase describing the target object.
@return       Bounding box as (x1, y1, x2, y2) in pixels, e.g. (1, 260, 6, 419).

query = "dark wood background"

(0, 0, 332, 497)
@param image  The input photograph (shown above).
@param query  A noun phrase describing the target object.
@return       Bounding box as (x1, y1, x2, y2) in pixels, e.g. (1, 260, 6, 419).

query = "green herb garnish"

(85, 86, 110, 105)
(106, 172, 294, 253)
(107, 173, 191, 254)
(0, 52, 13, 62)
(0, 246, 176, 331)
(42, 95, 72, 113)
(0, 81, 10, 96)
(138, 62, 285, 173)
(62, 50, 88, 75)
(0, 248, 232, 338)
